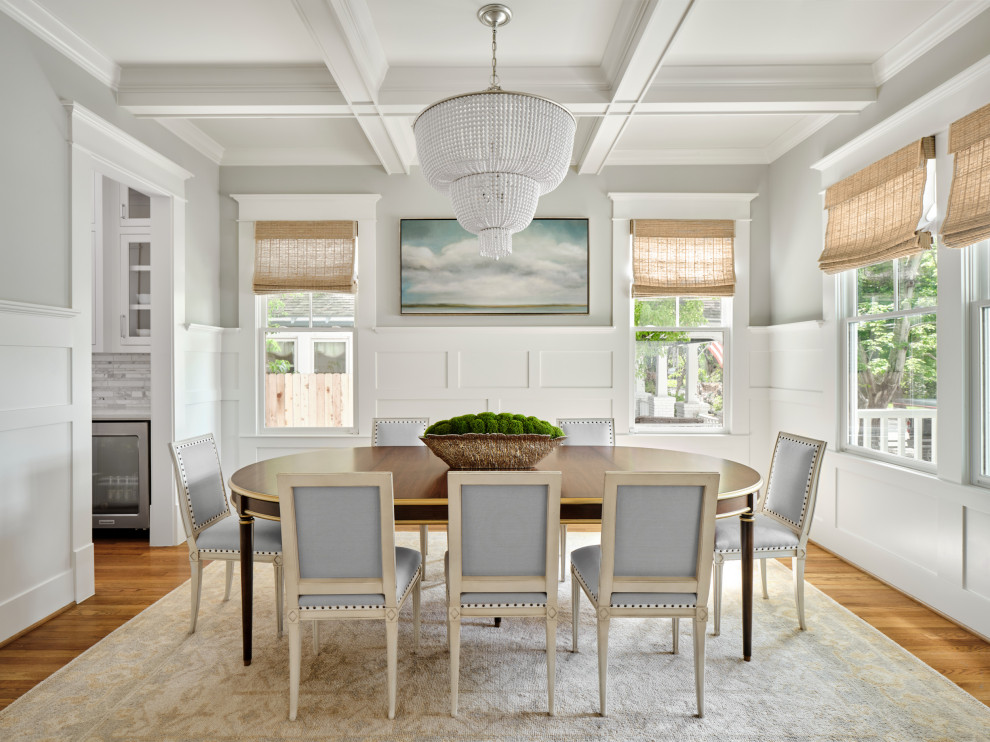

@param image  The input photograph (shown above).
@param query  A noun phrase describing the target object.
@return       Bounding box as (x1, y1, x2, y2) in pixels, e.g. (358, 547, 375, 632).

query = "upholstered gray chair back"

(613, 484, 706, 578)
(372, 418, 429, 446)
(290, 485, 384, 579)
(460, 484, 549, 576)
(169, 435, 230, 535)
(761, 433, 827, 535)
(556, 418, 614, 446)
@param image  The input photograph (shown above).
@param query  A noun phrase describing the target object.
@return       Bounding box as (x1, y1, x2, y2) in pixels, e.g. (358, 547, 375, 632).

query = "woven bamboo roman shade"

(631, 219, 735, 297)
(252, 221, 357, 294)
(818, 137, 935, 274)
(942, 103, 990, 248)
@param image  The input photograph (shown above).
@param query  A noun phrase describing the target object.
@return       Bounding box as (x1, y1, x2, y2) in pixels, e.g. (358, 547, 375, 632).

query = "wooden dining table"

(228, 444, 763, 666)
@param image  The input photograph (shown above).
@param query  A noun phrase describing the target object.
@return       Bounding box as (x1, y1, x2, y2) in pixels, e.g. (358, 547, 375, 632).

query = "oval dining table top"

(228, 443, 763, 510)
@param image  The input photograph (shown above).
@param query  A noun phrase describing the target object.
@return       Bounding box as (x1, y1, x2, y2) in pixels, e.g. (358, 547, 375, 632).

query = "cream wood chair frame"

(556, 418, 615, 582)
(445, 470, 562, 717)
(371, 417, 433, 557)
(712, 432, 826, 635)
(169, 434, 283, 636)
(571, 471, 720, 717)
(277, 471, 422, 721)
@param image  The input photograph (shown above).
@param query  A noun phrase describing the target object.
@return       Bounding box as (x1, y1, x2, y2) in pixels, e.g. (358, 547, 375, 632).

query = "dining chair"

(555, 418, 615, 582)
(712, 432, 826, 634)
(276, 471, 423, 721)
(372, 417, 432, 556)
(445, 470, 562, 716)
(168, 434, 283, 636)
(570, 471, 720, 717)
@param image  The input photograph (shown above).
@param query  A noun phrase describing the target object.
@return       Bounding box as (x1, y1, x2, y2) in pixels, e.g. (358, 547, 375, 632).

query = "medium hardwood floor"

(0, 529, 987, 711)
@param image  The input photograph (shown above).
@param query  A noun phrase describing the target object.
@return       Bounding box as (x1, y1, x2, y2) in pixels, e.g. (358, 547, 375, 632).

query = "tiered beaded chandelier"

(413, 4, 576, 259)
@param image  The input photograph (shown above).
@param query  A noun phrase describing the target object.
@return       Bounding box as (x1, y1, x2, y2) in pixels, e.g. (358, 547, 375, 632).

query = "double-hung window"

(254, 221, 357, 430)
(826, 138, 938, 466)
(631, 219, 734, 431)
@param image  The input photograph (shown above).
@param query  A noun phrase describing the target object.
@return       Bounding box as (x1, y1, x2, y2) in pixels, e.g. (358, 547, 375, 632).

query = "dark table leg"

(239, 514, 255, 666)
(740, 492, 755, 661)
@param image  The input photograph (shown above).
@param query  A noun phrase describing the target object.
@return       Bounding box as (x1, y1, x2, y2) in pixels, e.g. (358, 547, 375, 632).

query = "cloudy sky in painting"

(400, 219, 588, 310)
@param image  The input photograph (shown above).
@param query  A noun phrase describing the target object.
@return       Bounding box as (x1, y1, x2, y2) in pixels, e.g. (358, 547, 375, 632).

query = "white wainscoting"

(758, 320, 990, 639)
(0, 306, 90, 644)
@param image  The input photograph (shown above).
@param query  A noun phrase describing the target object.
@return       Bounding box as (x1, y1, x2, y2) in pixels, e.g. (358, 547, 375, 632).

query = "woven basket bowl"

(420, 433, 566, 470)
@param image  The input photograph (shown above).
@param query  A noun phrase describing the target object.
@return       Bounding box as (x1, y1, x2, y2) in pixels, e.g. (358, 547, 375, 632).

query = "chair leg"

(274, 562, 284, 638)
(559, 524, 567, 582)
(693, 616, 706, 718)
(189, 559, 204, 634)
(223, 560, 234, 602)
(312, 621, 320, 655)
(546, 614, 557, 716)
(449, 616, 461, 716)
(597, 617, 610, 716)
(288, 621, 301, 721)
(420, 525, 429, 556)
(712, 560, 723, 637)
(386, 617, 398, 720)
(413, 569, 422, 651)
(761, 557, 769, 599)
(571, 573, 580, 653)
(672, 617, 679, 654)
(794, 555, 807, 630)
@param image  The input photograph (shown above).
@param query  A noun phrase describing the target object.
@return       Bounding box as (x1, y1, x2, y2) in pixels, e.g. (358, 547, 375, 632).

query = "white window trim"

(609, 193, 756, 437)
(231, 194, 380, 438)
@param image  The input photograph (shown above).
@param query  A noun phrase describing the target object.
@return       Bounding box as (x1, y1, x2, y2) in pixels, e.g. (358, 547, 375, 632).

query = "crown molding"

(764, 113, 837, 163)
(0, 298, 79, 318)
(0, 0, 120, 89)
(872, 0, 990, 85)
(154, 118, 224, 165)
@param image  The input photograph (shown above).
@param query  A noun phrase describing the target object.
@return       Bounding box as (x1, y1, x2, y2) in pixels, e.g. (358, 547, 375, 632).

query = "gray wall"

(767, 8, 990, 325)
(0, 12, 221, 324)
(219, 164, 770, 327)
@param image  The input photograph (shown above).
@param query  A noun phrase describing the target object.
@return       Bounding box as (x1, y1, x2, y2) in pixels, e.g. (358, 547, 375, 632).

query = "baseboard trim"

(0, 601, 74, 650)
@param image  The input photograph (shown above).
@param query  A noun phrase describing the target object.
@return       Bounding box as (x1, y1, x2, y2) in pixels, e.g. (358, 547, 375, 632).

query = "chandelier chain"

(489, 26, 500, 90)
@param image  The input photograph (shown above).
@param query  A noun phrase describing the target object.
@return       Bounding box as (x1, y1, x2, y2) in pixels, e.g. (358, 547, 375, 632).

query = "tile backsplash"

(93, 353, 150, 410)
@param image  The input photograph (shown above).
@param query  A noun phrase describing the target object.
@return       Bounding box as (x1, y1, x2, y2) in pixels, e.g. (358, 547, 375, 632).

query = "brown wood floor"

(0, 529, 987, 711)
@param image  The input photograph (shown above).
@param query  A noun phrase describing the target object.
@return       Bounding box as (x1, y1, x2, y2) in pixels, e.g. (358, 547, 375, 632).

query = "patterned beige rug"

(2, 533, 988, 741)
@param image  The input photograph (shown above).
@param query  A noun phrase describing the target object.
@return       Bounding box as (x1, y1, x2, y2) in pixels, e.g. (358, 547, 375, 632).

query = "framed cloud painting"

(400, 218, 589, 315)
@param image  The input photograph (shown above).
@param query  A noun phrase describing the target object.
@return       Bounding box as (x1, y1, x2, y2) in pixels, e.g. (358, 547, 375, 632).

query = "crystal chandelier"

(413, 4, 576, 259)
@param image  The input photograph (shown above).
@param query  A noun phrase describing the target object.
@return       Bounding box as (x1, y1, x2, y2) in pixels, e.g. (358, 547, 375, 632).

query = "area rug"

(1, 533, 988, 741)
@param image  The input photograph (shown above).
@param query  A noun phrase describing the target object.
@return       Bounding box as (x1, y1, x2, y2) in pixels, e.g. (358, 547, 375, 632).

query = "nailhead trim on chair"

(199, 548, 280, 556)
(763, 434, 820, 529)
(298, 564, 423, 612)
(460, 601, 546, 608)
(172, 436, 229, 532)
(572, 562, 692, 609)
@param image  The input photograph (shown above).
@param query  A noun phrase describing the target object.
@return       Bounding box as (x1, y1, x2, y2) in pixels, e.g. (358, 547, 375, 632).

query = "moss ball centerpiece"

(421, 412, 566, 470)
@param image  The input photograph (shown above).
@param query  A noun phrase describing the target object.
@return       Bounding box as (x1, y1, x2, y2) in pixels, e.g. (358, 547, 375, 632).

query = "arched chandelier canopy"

(413, 4, 576, 259)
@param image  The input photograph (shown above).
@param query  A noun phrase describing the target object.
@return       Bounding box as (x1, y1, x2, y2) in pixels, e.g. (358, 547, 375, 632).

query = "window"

(844, 250, 937, 465)
(633, 297, 728, 430)
(262, 292, 354, 429)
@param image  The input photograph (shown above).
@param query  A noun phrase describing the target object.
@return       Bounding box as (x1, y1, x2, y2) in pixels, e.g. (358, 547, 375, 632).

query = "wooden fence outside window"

(265, 373, 352, 428)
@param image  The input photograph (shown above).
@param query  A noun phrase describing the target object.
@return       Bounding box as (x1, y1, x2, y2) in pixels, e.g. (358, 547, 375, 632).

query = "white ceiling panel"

(666, 0, 949, 66)
(366, 0, 620, 67)
(36, 0, 323, 64)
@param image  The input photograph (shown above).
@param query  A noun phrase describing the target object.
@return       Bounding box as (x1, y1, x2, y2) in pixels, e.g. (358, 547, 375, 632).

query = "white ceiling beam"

(153, 118, 225, 165)
(292, 0, 409, 174)
(576, 0, 696, 174)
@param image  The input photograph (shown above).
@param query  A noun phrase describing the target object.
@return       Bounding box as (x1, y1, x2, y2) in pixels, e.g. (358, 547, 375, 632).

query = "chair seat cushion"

(196, 515, 282, 555)
(570, 545, 697, 608)
(714, 513, 800, 553)
(299, 546, 421, 609)
(443, 552, 547, 607)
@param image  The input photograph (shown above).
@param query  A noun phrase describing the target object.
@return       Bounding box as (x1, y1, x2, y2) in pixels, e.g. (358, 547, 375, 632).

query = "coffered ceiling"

(5, 0, 989, 171)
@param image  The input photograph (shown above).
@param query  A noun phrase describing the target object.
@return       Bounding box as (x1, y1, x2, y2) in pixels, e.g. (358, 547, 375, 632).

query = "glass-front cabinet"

(120, 235, 151, 346)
